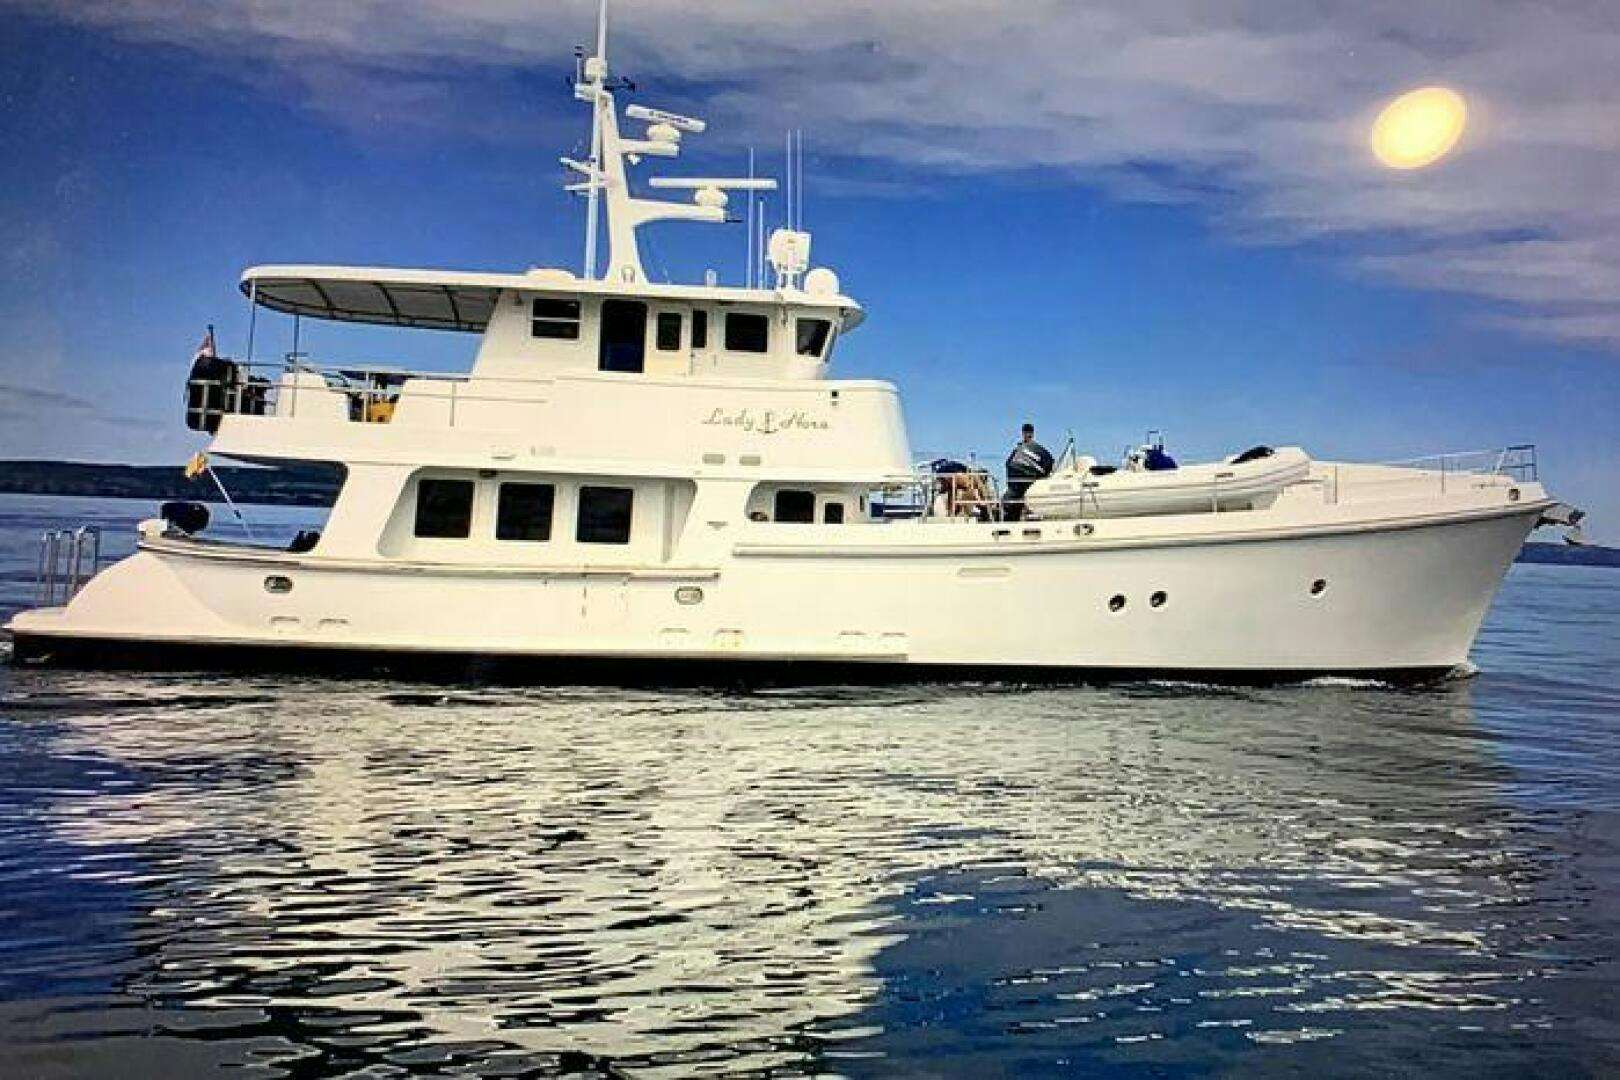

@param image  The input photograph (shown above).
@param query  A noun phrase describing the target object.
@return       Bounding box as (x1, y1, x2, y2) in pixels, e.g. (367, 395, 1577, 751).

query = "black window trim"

(724, 311, 771, 354)
(413, 477, 476, 539)
(530, 296, 582, 340)
(576, 485, 636, 545)
(655, 310, 683, 351)
(773, 488, 816, 524)
(495, 481, 556, 542)
(795, 317, 833, 358)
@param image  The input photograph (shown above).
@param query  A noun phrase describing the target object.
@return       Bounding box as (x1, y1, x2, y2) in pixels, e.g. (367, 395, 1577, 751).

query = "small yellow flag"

(183, 451, 209, 479)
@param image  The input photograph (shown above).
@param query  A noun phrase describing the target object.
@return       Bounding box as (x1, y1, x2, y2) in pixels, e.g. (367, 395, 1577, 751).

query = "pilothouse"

(6, 3, 1582, 682)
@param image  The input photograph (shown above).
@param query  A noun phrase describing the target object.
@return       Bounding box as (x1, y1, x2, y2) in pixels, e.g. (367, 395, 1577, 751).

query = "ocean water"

(1, 493, 1618, 1078)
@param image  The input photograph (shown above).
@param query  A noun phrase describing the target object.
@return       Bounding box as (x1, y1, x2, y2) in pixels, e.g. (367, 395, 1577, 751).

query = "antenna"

(745, 148, 755, 288)
(579, 0, 609, 279)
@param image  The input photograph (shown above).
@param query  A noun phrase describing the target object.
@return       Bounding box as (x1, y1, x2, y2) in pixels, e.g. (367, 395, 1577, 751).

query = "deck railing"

(186, 357, 553, 431)
(1322, 445, 1536, 505)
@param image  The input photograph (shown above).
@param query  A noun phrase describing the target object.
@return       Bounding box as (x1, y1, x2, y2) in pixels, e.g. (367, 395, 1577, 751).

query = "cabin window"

(691, 309, 708, 349)
(796, 318, 832, 357)
(773, 489, 816, 523)
(725, 312, 770, 353)
(496, 483, 555, 542)
(414, 478, 474, 538)
(823, 501, 845, 524)
(599, 300, 647, 373)
(656, 311, 683, 351)
(531, 298, 581, 340)
(577, 486, 634, 544)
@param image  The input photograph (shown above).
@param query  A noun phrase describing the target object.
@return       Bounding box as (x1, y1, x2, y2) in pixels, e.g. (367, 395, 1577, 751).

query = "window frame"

(495, 482, 556, 542)
(654, 311, 683, 352)
(795, 318, 833, 357)
(724, 311, 770, 354)
(530, 297, 582, 340)
(576, 485, 635, 545)
(773, 489, 816, 524)
(413, 477, 475, 539)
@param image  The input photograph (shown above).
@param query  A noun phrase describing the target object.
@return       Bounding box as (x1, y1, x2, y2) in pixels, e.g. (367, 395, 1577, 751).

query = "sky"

(1, 0, 1617, 539)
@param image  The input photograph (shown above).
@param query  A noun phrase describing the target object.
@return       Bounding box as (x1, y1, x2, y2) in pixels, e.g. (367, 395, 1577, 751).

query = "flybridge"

(563, 0, 821, 291)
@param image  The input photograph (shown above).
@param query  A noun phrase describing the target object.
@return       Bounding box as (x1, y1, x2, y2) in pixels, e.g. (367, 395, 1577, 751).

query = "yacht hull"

(6, 504, 1540, 684)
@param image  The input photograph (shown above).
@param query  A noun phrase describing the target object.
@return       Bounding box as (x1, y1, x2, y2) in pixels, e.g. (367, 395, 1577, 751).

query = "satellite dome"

(804, 267, 840, 296)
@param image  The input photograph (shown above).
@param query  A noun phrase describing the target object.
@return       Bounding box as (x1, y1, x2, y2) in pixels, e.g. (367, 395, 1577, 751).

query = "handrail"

(186, 356, 559, 430)
(36, 525, 102, 606)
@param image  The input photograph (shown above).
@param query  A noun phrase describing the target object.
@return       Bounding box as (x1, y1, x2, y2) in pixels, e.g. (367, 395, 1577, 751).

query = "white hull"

(9, 501, 1541, 678)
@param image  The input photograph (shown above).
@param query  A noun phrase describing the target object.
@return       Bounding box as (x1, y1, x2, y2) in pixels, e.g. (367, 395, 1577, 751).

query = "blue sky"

(1, 2, 1617, 538)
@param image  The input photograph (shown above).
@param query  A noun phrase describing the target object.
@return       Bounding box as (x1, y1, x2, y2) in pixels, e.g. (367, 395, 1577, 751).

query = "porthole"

(1108, 594, 1126, 612)
(1073, 523, 1095, 537)
(1507, 487, 1521, 502)
(675, 586, 705, 606)
(1149, 590, 1168, 609)
(264, 575, 293, 594)
(1309, 578, 1328, 597)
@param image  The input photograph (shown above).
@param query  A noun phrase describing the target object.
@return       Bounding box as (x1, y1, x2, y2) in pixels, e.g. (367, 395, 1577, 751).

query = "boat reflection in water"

(4, 630, 1616, 1075)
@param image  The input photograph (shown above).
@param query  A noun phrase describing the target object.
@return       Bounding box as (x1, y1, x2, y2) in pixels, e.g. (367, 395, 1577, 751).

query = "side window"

(414, 478, 474, 538)
(795, 318, 832, 357)
(691, 309, 708, 349)
(531, 298, 581, 340)
(773, 489, 816, 523)
(496, 483, 554, 542)
(577, 486, 634, 544)
(823, 501, 845, 524)
(655, 311, 682, 351)
(725, 312, 770, 353)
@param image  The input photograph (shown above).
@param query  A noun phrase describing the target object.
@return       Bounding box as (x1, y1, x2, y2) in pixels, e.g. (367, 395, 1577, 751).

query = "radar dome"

(804, 267, 840, 296)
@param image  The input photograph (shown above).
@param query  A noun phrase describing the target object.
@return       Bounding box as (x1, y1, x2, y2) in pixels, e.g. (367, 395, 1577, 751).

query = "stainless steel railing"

(186, 356, 554, 431)
(36, 526, 102, 606)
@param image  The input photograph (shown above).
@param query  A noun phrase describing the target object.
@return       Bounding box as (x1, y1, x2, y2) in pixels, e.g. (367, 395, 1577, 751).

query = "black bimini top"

(240, 266, 512, 332)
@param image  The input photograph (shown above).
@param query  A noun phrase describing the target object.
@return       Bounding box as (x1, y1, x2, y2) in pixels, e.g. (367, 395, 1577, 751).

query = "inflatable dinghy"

(1023, 445, 1311, 520)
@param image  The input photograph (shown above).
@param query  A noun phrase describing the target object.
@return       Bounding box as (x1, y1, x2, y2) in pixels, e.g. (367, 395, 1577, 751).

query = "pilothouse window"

(725, 312, 770, 353)
(414, 478, 474, 539)
(796, 318, 832, 357)
(496, 483, 555, 542)
(577, 486, 634, 544)
(691, 310, 708, 349)
(531, 298, 581, 340)
(656, 312, 682, 351)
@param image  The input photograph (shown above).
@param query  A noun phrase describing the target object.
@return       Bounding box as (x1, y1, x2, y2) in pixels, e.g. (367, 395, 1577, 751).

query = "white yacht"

(5, 12, 1579, 683)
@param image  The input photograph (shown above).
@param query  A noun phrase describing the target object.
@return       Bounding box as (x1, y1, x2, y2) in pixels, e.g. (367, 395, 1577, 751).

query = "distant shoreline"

(0, 459, 341, 508)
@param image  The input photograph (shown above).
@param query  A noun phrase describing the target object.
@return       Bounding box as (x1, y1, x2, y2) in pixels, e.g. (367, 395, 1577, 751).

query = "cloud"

(0, 381, 98, 411)
(9, 0, 1620, 346)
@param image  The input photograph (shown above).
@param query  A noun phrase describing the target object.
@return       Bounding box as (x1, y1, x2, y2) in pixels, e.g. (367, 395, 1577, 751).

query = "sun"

(1370, 86, 1468, 169)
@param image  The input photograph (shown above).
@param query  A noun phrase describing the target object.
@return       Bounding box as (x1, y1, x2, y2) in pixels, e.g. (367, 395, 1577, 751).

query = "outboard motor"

(159, 500, 210, 535)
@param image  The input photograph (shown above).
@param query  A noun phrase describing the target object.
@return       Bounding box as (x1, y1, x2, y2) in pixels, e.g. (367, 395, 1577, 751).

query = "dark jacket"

(1006, 440, 1054, 482)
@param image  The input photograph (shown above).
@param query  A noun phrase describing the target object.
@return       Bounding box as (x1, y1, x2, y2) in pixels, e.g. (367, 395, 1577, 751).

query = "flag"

(193, 326, 216, 364)
(184, 451, 209, 479)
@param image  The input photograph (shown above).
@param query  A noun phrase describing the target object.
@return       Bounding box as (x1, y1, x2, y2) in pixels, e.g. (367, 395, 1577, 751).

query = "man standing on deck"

(1004, 422, 1054, 521)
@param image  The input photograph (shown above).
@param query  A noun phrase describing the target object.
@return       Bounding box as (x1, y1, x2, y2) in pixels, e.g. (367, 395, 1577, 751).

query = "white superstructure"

(5, 7, 1576, 682)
